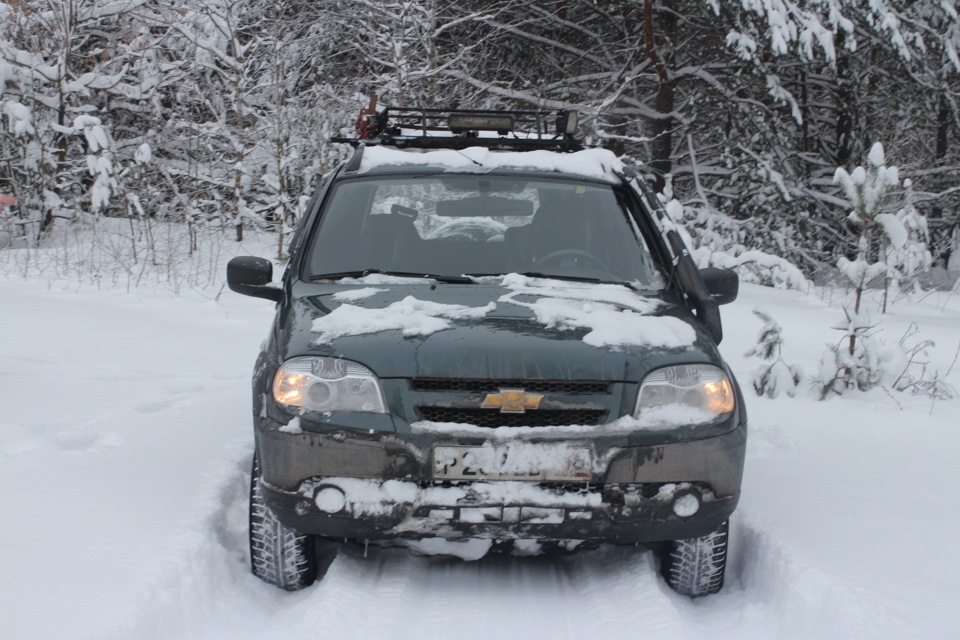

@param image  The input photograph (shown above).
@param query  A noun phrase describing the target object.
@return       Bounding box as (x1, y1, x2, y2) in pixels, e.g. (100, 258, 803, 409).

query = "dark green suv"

(228, 107, 745, 597)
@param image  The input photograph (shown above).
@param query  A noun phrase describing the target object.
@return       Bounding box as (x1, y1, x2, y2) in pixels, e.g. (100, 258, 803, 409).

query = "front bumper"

(256, 416, 746, 543)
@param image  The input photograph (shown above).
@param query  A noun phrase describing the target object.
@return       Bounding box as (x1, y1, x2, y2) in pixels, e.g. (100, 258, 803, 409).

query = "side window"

(288, 173, 334, 257)
(618, 190, 667, 289)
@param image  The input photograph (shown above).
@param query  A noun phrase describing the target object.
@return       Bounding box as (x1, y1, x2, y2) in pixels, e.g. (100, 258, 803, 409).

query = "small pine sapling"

(744, 308, 802, 398)
(833, 142, 900, 328)
(816, 307, 896, 398)
(819, 142, 904, 397)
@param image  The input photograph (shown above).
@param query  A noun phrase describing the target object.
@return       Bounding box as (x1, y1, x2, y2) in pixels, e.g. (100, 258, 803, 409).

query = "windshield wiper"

(308, 269, 474, 284)
(513, 272, 641, 290)
(465, 272, 642, 290)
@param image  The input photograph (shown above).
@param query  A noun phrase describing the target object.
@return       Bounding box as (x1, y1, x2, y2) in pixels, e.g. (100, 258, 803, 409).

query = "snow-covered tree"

(817, 142, 913, 398)
(882, 179, 932, 308)
(74, 115, 116, 215)
(0, 0, 956, 288)
(0, 0, 150, 239)
(745, 308, 802, 398)
(834, 142, 901, 318)
(660, 177, 810, 290)
(815, 312, 900, 399)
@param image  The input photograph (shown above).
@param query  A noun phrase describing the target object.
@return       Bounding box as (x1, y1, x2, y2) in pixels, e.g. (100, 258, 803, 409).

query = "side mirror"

(227, 256, 282, 302)
(700, 267, 739, 305)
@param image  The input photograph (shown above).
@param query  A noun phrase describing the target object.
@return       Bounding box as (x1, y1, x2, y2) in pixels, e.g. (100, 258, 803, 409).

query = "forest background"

(1, 0, 958, 287)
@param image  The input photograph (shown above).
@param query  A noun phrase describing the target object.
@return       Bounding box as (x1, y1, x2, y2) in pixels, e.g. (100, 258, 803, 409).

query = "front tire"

(660, 520, 729, 597)
(249, 453, 323, 590)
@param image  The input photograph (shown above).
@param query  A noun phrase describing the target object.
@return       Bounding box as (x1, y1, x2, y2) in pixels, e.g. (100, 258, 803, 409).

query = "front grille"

(412, 379, 611, 394)
(417, 407, 606, 428)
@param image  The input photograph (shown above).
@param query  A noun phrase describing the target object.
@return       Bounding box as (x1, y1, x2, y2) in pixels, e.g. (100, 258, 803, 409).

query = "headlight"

(634, 364, 734, 426)
(272, 357, 387, 413)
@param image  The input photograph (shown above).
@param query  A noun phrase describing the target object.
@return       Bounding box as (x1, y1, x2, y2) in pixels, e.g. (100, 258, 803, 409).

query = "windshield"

(304, 174, 664, 287)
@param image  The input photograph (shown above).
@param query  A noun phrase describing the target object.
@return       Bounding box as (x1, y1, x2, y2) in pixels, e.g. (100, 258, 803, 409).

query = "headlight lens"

(635, 364, 734, 425)
(272, 357, 387, 413)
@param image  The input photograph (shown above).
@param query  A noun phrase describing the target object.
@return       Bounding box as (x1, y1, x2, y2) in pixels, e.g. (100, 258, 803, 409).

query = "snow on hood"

(358, 146, 624, 182)
(496, 274, 695, 349)
(312, 296, 495, 344)
(331, 287, 387, 302)
(311, 274, 696, 350)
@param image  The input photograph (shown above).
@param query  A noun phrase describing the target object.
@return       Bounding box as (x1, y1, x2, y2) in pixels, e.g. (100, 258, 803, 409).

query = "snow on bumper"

(261, 474, 736, 542)
(255, 418, 745, 543)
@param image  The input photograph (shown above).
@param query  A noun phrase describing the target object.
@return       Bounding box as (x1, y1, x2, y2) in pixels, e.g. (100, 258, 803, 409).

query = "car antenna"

(454, 148, 483, 166)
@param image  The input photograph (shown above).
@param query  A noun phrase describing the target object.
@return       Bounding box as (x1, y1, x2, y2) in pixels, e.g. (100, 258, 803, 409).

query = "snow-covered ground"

(2, 263, 959, 639)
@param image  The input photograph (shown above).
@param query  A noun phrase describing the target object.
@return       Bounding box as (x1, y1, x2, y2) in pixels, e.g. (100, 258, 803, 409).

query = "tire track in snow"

(297, 544, 686, 640)
(551, 546, 680, 637)
(109, 445, 690, 640)
(98, 443, 261, 640)
(104, 446, 917, 640)
(738, 516, 914, 637)
(675, 512, 918, 640)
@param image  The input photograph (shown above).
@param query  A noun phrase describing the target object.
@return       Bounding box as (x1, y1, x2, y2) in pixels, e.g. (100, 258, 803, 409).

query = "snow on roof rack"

(332, 96, 583, 153)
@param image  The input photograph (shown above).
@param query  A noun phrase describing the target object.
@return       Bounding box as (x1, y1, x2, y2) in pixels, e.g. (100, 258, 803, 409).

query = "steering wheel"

(533, 249, 609, 271)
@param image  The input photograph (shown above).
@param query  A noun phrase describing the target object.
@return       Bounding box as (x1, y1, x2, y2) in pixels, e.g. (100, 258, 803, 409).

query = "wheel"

(660, 520, 728, 597)
(249, 453, 337, 590)
(533, 249, 609, 271)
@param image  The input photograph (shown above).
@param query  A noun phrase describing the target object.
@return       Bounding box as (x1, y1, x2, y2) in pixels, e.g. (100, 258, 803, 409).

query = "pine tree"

(744, 309, 802, 398)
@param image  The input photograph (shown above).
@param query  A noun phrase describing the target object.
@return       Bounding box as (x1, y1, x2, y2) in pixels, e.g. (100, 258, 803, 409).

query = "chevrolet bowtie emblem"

(481, 389, 544, 414)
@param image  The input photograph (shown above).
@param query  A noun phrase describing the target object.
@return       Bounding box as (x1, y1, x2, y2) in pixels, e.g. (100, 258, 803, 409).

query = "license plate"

(433, 443, 593, 482)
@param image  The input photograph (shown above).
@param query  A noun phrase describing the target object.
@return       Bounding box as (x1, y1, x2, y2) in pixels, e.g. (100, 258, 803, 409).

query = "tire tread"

(662, 520, 728, 597)
(249, 455, 317, 590)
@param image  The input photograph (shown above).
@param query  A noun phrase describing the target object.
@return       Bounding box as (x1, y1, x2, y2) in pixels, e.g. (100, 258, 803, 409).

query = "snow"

(633, 404, 718, 428)
(868, 140, 886, 167)
(312, 296, 495, 343)
(73, 115, 109, 152)
(705, 249, 810, 291)
(401, 537, 493, 561)
(411, 412, 712, 439)
(497, 273, 662, 312)
(314, 275, 690, 350)
(134, 142, 152, 165)
(505, 295, 695, 349)
(494, 273, 693, 349)
(278, 416, 302, 434)
(331, 287, 386, 302)
(359, 146, 624, 182)
(0, 59, 12, 97)
(838, 256, 888, 286)
(2, 260, 960, 639)
(875, 212, 907, 249)
(3, 100, 35, 136)
(340, 273, 438, 285)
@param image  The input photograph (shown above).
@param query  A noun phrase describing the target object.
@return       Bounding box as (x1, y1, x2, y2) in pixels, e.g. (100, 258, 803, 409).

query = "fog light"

(672, 493, 700, 517)
(315, 486, 346, 513)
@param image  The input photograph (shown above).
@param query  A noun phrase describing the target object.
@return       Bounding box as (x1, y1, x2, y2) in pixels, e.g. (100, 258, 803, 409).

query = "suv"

(228, 105, 746, 597)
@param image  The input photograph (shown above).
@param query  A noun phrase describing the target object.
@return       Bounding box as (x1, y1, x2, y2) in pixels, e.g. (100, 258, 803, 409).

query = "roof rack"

(331, 96, 583, 152)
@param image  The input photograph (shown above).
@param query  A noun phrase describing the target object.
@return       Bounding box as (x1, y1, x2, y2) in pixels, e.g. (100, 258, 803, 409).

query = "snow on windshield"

(359, 146, 624, 182)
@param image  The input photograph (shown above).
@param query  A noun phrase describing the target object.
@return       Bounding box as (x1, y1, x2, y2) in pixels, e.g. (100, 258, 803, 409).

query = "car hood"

(276, 278, 722, 382)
